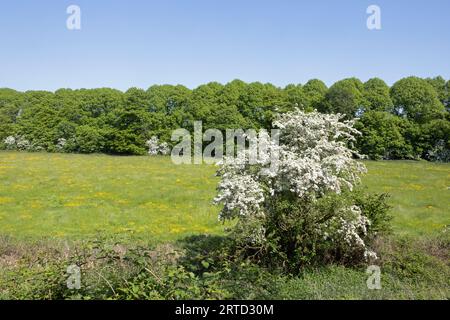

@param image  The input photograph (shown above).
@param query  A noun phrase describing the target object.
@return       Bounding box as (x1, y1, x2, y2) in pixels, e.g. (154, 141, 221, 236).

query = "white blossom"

(146, 136, 171, 156)
(216, 110, 367, 217)
(159, 142, 171, 155)
(56, 138, 67, 150)
(4, 136, 16, 149)
(146, 136, 160, 155)
(214, 109, 376, 261)
(16, 137, 30, 150)
(214, 171, 265, 220)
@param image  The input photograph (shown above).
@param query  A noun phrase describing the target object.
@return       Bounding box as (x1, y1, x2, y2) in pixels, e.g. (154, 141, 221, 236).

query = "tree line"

(0, 76, 449, 161)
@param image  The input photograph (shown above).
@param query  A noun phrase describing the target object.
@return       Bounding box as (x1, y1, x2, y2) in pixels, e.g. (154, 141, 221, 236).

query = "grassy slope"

(0, 151, 449, 241)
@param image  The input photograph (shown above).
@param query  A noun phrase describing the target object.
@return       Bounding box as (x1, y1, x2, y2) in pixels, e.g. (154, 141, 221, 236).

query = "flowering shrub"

(4, 136, 16, 150)
(146, 136, 171, 156)
(56, 138, 67, 150)
(146, 136, 159, 155)
(214, 109, 390, 269)
(3, 135, 36, 151)
(159, 142, 171, 155)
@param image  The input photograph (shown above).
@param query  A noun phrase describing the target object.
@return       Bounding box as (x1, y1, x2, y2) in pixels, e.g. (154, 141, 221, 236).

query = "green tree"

(15, 91, 60, 151)
(322, 78, 364, 118)
(363, 78, 393, 112)
(236, 82, 285, 129)
(147, 84, 191, 114)
(74, 125, 106, 153)
(206, 103, 247, 131)
(355, 111, 414, 160)
(186, 82, 224, 127)
(0, 89, 24, 146)
(303, 79, 327, 110)
(418, 119, 450, 161)
(446, 80, 450, 110)
(390, 76, 445, 123)
(283, 84, 306, 110)
(104, 88, 150, 155)
(425, 76, 447, 106)
(217, 79, 246, 107)
(0, 77, 448, 161)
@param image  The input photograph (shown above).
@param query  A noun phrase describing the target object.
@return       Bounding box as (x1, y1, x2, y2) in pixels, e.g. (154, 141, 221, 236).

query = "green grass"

(0, 151, 222, 242)
(361, 160, 450, 237)
(1, 151, 449, 300)
(0, 151, 449, 241)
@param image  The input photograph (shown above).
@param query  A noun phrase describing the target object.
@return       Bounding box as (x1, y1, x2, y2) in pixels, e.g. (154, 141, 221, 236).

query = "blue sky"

(0, 0, 449, 91)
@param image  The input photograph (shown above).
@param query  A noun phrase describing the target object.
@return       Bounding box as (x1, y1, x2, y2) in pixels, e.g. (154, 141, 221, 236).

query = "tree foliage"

(390, 76, 445, 123)
(322, 78, 365, 118)
(363, 78, 393, 112)
(0, 76, 448, 161)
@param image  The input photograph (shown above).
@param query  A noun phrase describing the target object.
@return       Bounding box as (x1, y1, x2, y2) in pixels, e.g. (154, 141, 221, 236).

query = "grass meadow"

(0, 151, 224, 242)
(0, 151, 449, 299)
(0, 151, 448, 241)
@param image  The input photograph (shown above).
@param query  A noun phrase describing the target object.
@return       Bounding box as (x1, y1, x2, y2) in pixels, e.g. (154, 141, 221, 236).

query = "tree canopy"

(1, 76, 448, 161)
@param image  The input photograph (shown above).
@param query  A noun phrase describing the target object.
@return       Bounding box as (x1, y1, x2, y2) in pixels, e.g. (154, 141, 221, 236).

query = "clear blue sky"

(1, 0, 449, 91)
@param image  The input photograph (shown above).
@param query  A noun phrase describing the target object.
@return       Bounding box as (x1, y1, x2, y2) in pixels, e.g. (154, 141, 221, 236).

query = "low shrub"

(0, 233, 448, 300)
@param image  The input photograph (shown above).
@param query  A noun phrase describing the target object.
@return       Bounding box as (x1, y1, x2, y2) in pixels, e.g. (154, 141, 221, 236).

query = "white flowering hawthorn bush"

(3, 135, 36, 151)
(56, 138, 67, 151)
(146, 136, 171, 156)
(159, 142, 171, 155)
(3, 136, 16, 149)
(2, 134, 90, 153)
(147, 136, 160, 155)
(214, 109, 389, 269)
